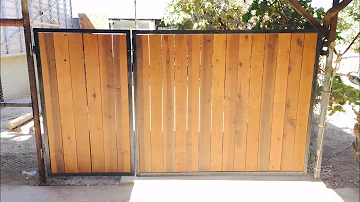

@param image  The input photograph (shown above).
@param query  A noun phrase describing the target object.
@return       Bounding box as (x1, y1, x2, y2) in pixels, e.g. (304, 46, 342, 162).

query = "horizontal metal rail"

(0, 18, 23, 27)
(0, 102, 32, 107)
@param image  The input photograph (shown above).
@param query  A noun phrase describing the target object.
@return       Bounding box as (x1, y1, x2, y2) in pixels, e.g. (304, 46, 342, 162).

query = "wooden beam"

(0, 18, 23, 26)
(323, 0, 353, 28)
(285, 0, 326, 33)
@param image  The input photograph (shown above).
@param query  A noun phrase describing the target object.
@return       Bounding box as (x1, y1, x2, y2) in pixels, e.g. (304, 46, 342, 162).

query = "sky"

(71, 0, 333, 19)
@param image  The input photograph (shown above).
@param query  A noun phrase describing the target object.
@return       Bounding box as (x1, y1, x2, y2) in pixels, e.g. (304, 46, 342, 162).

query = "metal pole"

(314, 0, 339, 180)
(21, 0, 46, 182)
(134, 0, 137, 29)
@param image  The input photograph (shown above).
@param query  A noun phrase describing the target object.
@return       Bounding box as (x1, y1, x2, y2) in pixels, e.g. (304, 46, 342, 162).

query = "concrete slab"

(2, 179, 359, 202)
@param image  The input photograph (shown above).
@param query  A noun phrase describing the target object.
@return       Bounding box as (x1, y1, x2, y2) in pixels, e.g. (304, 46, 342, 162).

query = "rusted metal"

(0, 102, 32, 107)
(0, 18, 23, 27)
(21, 0, 46, 182)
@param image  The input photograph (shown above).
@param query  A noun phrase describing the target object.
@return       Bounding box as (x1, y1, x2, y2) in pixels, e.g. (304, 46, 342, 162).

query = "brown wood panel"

(187, 35, 201, 172)
(222, 34, 239, 171)
(269, 34, 291, 171)
(199, 34, 213, 171)
(246, 34, 265, 171)
(162, 34, 175, 172)
(39, 33, 65, 173)
(175, 34, 188, 172)
(281, 34, 305, 171)
(67, 33, 91, 173)
(211, 34, 226, 171)
(53, 33, 78, 173)
(137, 35, 152, 172)
(98, 34, 117, 172)
(234, 34, 253, 171)
(149, 35, 164, 172)
(83, 34, 105, 172)
(113, 35, 131, 172)
(258, 34, 279, 171)
(292, 34, 317, 171)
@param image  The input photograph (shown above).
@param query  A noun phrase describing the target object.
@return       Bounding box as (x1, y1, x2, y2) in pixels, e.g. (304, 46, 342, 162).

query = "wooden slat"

(67, 33, 91, 173)
(210, 34, 226, 171)
(269, 34, 291, 171)
(83, 34, 105, 172)
(187, 35, 200, 172)
(175, 34, 188, 172)
(53, 33, 78, 173)
(113, 35, 131, 172)
(98, 34, 117, 172)
(149, 35, 164, 172)
(162, 34, 175, 172)
(222, 34, 239, 171)
(246, 34, 265, 171)
(199, 34, 213, 171)
(234, 34, 253, 171)
(39, 33, 65, 173)
(137, 35, 152, 172)
(281, 34, 305, 171)
(292, 33, 317, 171)
(258, 34, 279, 171)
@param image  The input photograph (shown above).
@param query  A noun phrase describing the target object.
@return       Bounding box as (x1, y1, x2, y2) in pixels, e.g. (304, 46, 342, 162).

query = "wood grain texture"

(67, 33, 91, 173)
(137, 35, 152, 172)
(211, 34, 226, 171)
(113, 35, 131, 172)
(234, 34, 253, 171)
(83, 34, 105, 172)
(149, 35, 164, 172)
(39, 33, 65, 173)
(269, 34, 291, 171)
(187, 35, 201, 172)
(246, 34, 265, 171)
(53, 33, 78, 173)
(162, 34, 175, 172)
(199, 34, 213, 171)
(292, 33, 317, 171)
(258, 34, 279, 171)
(222, 34, 239, 171)
(281, 34, 304, 171)
(98, 34, 117, 172)
(175, 34, 188, 172)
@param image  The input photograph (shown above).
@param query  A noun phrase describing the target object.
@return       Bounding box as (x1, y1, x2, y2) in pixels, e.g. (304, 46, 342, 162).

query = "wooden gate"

(134, 31, 320, 174)
(35, 30, 133, 174)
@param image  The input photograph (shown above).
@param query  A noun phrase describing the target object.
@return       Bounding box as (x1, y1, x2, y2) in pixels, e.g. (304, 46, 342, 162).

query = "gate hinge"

(40, 149, 45, 158)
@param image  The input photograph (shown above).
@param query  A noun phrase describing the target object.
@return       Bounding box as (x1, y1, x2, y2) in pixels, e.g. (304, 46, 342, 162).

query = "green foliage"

(337, 0, 360, 46)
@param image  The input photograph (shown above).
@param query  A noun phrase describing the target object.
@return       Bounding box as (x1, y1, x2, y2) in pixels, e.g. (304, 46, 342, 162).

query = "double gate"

(34, 29, 320, 176)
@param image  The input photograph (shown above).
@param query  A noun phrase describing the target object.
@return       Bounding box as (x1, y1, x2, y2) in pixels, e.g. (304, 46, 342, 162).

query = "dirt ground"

(1, 96, 359, 188)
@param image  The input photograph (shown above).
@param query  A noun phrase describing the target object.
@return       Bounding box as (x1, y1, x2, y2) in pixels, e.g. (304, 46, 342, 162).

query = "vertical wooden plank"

(113, 35, 131, 172)
(281, 34, 305, 171)
(210, 34, 226, 171)
(67, 33, 91, 173)
(246, 34, 265, 171)
(199, 34, 213, 171)
(234, 34, 252, 171)
(39, 33, 65, 173)
(98, 34, 117, 172)
(136, 35, 152, 172)
(83, 34, 105, 172)
(53, 33, 78, 173)
(175, 34, 187, 172)
(293, 33, 317, 171)
(222, 34, 239, 171)
(258, 34, 279, 171)
(269, 34, 291, 171)
(162, 34, 175, 172)
(187, 35, 200, 172)
(149, 35, 164, 172)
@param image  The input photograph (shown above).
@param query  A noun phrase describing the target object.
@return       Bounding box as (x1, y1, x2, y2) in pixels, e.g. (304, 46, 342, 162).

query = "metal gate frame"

(34, 28, 134, 176)
(132, 29, 322, 176)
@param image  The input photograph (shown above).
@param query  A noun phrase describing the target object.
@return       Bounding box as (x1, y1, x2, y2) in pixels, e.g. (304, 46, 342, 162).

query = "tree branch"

(323, 0, 353, 28)
(285, 0, 326, 33)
